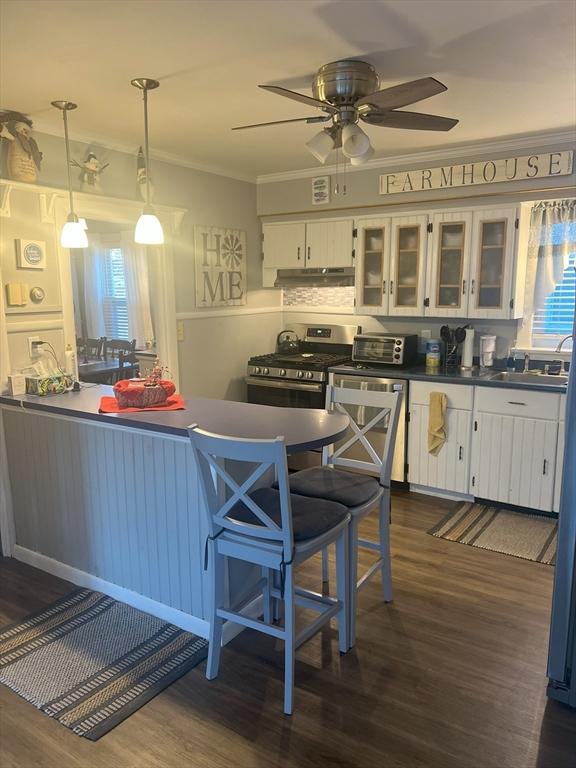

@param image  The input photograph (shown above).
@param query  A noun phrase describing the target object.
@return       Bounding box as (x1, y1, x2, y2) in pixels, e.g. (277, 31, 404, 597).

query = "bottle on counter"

(64, 343, 77, 378)
(426, 339, 441, 368)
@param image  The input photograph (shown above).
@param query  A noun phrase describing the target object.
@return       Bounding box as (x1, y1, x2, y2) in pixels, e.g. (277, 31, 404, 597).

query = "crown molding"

(32, 120, 257, 185)
(256, 129, 576, 184)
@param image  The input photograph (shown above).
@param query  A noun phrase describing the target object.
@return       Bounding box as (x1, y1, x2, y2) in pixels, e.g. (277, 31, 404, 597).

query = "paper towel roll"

(461, 328, 474, 369)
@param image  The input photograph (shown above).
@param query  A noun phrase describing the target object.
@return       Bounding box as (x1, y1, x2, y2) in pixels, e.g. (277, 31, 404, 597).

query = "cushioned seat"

(281, 467, 380, 508)
(229, 487, 349, 542)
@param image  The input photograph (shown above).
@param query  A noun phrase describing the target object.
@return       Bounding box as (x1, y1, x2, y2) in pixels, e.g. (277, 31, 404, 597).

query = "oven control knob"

(394, 354, 400, 360)
(254, 367, 261, 374)
(279, 368, 286, 376)
(396, 339, 402, 345)
(305, 371, 314, 379)
(297, 370, 304, 378)
(395, 347, 401, 352)
(262, 367, 269, 375)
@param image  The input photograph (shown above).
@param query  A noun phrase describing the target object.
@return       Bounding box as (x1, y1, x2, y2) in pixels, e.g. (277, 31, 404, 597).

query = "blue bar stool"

(189, 426, 352, 715)
(281, 386, 403, 645)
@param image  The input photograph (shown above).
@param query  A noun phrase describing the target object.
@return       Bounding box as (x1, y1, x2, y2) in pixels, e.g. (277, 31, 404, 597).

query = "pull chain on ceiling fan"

(233, 60, 459, 164)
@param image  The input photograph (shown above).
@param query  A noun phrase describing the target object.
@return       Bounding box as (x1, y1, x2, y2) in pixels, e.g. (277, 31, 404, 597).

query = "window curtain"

(120, 231, 154, 348)
(83, 233, 107, 339)
(522, 199, 576, 332)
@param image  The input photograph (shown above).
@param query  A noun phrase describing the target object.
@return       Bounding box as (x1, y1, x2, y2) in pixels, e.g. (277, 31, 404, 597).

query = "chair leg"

(283, 564, 296, 715)
(206, 547, 225, 680)
(262, 567, 273, 624)
(335, 526, 351, 653)
(348, 516, 360, 648)
(379, 491, 393, 603)
(273, 569, 282, 622)
(321, 546, 329, 586)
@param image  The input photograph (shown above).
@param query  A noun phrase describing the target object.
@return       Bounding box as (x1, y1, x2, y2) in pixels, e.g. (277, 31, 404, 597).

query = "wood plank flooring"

(1, 490, 574, 768)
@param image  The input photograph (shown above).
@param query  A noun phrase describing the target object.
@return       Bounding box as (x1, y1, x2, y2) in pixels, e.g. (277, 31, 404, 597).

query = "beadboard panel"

(3, 408, 212, 621)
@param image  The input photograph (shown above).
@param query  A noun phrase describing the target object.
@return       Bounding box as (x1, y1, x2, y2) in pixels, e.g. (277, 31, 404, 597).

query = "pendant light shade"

(61, 213, 88, 248)
(134, 206, 164, 245)
(341, 123, 371, 158)
(131, 78, 164, 245)
(51, 100, 88, 249)
(349, 145, 375, 166)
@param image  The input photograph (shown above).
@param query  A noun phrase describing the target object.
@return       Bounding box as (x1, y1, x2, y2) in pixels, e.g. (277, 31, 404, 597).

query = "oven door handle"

(245, 376, 323, 393)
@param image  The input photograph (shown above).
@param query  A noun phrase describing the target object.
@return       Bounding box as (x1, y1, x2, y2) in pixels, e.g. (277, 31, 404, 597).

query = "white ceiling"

(1, 0, 575, 181)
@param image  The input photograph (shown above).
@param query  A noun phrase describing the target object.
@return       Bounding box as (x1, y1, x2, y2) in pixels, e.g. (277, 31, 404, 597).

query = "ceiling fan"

(233, 60, 459, 165)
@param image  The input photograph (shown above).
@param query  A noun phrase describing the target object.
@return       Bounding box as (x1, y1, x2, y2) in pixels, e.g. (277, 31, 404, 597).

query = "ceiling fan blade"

(258, 85, 339, 113)
(356, 77, 447, 111)
(232, 115, 331, 131)
(362, 110, 458, 131)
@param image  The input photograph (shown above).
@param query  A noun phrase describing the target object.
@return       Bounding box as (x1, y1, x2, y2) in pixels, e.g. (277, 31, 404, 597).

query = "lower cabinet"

(408, 404, 471, 494)
(470, 413, 558, 512)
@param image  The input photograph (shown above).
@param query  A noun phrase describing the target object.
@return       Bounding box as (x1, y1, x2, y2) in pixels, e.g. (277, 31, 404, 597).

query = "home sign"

(379, 151, 573, 195)
(195, 225, 247, 307)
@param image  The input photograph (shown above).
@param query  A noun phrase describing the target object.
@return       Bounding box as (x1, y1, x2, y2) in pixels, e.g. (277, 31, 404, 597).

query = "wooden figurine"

(0, 111, 42, 183)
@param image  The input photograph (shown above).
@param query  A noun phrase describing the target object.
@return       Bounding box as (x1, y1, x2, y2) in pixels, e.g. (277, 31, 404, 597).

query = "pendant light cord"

(62, 109, 75, 216)
(142, 88, 151, 206)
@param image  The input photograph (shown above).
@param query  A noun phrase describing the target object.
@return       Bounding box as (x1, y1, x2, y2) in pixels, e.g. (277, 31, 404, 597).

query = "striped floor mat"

(428, 502, 557, 565)
(0, 589, 208, 740)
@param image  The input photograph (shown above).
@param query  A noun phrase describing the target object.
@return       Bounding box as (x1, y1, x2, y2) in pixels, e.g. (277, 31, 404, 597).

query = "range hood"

(274, 267, 355, 288)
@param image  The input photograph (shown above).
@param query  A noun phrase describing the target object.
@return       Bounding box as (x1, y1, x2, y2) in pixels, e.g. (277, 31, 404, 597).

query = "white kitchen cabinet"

(425, 211, 474, 317)
(468, 207, 518, 320)
(262, 219, 353, 270)
(388, 214, 429, 316)
(354, 217, 390, 315)
(471, 412, 558, 512)
(305, 220, 354, 268)
(408, 404, 472, 494)
(262, 222, 306, 269)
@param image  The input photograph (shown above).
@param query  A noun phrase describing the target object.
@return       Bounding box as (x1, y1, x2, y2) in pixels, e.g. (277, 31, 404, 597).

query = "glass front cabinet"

(388, 215, 429, 316)
(355, 217, 390, 315)
(425, 211, 473, 318)
(467, 207, 518, 319)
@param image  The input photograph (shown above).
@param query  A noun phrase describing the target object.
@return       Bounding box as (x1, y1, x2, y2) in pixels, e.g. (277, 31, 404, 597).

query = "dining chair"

(76, 337, 105, 363)
(105, 339, 138, 381)
(188, 425, 352, 715)
(282, 385, 403, 645)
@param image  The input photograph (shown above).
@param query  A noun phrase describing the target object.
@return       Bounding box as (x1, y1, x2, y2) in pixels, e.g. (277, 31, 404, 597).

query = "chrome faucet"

(554, 335, 573, 375)
(523, 352, 530, 373)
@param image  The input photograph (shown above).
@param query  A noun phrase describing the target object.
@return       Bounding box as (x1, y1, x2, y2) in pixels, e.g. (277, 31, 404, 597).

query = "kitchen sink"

(489, 371, 568, 386)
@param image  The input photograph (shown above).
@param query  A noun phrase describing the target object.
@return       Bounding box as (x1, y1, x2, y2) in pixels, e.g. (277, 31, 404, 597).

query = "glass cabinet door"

(426, 212, 473, 317)
(389, 216, 428, 316)
(355, 219, 389, 314)
(469, 208, 517, 319)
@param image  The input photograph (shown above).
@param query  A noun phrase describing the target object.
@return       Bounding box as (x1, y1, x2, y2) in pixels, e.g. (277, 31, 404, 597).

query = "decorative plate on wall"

(15, 239, 46, 269)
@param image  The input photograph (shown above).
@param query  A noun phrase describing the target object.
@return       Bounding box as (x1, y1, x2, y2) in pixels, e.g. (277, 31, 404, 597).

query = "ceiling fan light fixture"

(341, 123, 370, 158)
(305, 128, 336, 164)
(349, 144, 375, 166)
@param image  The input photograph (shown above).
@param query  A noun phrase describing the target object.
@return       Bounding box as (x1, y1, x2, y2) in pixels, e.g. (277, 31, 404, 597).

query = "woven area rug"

(0, 588, 208, 740)
(429, 502, 558, 564)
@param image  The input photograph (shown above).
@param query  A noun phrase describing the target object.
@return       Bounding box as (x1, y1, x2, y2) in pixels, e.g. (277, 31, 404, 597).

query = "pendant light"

(51, 101, 88, 249)
(131, 78, 164, 245)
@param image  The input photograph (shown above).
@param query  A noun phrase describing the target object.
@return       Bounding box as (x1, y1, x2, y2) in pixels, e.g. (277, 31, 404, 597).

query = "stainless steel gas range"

(246, 324, 359, 410)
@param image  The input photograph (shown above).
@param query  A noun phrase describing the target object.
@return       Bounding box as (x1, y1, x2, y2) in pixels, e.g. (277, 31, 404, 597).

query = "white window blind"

(532, 245, 575, 351)
(102, 247, 129, 340)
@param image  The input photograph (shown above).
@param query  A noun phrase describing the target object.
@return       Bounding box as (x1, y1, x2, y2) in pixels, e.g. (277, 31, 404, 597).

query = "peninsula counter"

(0, 387, 348, 641)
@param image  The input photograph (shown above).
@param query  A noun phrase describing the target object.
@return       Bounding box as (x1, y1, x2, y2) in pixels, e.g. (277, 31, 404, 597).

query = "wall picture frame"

(194, 225, 247, 307)
(15, 239, 46, 269)
(312, 176, 330, 205)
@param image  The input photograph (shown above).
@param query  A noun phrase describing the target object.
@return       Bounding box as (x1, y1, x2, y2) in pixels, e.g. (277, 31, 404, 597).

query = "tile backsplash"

(282, 286, 355, 307)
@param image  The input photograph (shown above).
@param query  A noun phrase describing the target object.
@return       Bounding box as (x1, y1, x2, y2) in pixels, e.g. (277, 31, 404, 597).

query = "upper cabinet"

(262, 219, 354, 271)
(467, 207, 518, 319)
(425, 211, 473, 318)
(388, 215, 429, 316)
(355, 217, 389, 315)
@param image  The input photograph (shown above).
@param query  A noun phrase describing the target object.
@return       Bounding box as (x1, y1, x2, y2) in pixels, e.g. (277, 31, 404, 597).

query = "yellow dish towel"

(428, 392, 447, 455)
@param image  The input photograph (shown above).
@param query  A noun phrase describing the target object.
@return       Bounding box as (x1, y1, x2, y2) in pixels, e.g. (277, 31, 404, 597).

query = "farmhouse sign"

(195, 225, 247, 307)
(379, 151, 573, 195)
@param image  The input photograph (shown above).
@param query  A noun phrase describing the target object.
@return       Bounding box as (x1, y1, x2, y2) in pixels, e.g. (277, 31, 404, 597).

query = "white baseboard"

(13, 545, 262, 646)
(408, 485, 473, 502)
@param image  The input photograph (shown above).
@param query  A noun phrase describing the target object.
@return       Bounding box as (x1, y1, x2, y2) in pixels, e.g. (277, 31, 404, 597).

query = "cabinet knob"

(390, 280, 394, 295)
(297, 247, 300, 261)
(471, 279, 476, 295)
(462, 279, 467, 294)
(307, 246, 311, 261)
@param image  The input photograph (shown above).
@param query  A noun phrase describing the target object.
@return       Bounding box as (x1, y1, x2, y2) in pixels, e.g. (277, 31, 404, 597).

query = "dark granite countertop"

(328, 364, 568, 393)
(0, 385, 349, 453)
